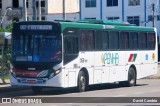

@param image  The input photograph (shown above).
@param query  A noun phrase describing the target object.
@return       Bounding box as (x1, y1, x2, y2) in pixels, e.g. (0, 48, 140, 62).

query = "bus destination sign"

(20, 25, 52, 30)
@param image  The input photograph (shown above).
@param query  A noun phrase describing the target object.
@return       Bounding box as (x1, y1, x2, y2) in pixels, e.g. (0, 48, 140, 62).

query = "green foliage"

(0, 47, 11, 78)
(0, 21, 14, 32)
(0, 21, 13, 78)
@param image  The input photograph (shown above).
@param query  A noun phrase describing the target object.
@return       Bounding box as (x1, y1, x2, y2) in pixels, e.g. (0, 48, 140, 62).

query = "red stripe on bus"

(128, 54, 133, 62)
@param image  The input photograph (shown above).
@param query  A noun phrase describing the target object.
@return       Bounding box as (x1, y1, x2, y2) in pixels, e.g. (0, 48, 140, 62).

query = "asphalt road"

(0, 79, 160, 97)
(0, 79, 160, 106)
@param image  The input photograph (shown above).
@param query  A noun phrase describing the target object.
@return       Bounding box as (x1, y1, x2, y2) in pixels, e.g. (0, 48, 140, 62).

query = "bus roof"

(15, 20, 155, 32)
(59, 20, 154, 32)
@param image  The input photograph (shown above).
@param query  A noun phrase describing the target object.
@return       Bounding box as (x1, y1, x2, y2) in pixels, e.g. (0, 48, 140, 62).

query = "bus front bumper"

(10, 72, 63, 87)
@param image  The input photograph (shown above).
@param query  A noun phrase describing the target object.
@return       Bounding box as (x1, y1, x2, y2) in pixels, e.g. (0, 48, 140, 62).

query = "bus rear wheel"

(127, 67, 136, 87)
(119, 68, 136, 87)
(31, 86, 43, 94)
(78, 71, 88, 92)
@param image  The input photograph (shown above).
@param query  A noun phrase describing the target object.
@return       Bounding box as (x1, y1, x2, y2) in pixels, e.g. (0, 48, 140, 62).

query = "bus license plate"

(27, 79, 37, 84)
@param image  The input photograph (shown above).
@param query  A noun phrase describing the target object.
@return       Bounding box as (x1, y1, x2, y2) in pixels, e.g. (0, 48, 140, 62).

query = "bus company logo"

(101, 53, 119, 65)
(128, 54, 137, 62)
(152, 53, 155, 60)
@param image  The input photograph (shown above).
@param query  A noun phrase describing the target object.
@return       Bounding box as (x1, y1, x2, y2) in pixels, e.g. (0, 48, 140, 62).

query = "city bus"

(10, 20, 158, 93)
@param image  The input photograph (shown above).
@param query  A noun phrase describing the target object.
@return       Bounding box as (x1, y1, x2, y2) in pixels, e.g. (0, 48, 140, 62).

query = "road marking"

(133, 92, 144, 95)
(149, 90, 160, 93)
(112, 94, 127, 97)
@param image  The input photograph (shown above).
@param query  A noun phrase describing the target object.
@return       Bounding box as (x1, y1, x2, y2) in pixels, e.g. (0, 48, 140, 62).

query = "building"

(80, 0, 160, 35)
(0, 0, 79, 28)
(1, 0, 160, 35)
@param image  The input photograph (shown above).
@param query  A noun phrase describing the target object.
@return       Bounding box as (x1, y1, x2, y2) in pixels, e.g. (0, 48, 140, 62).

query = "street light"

(0, 8, 12, 27)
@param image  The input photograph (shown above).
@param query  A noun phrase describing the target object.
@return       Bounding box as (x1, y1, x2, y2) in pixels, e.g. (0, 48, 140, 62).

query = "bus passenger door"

(63, 28, 79, 87)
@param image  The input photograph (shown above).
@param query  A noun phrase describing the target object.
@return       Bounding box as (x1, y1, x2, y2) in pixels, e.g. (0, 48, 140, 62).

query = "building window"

(42, 16, 45, 20)
(148, 15, 153, 21)
(85, 0, 96, 8)
(107, 0, 118, 7)
(128, 0, 140, 6)
(26, 0, 29, 8)
(107, 17, 119, 20)
(157, 15, 160, 21)
(41, 1, 45, 7)
(36, 0, 45, 7)
(127, 16, 139, 26)
(13, 0, 19, 8)
(85, 17, 96, 20)
(0, 0, 2, 9)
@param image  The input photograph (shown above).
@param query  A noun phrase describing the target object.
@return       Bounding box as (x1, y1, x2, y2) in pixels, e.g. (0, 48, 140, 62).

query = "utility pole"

(62, 0, 66, 20)
(33, 0, 36, 20)
(152, 3, 155, 27)
(23, 0, 27, 21)
(38, 0, 41, 20)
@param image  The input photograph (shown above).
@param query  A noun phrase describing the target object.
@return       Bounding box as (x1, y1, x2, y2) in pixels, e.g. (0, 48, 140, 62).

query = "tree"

(0, 21, 13, 84)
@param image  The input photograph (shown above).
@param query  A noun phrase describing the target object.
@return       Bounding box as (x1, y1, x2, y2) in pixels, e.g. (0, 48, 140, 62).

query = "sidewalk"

(0, 68, 160, 93)
(0, 79, 30, 93)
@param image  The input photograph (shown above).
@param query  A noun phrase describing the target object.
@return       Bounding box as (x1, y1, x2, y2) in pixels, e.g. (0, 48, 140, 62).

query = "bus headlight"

(55, 69, 61, 75)
(49, 69, 61, 79)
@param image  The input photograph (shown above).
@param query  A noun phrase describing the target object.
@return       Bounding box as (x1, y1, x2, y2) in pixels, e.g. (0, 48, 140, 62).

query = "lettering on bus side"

(101, 53, 119, 65)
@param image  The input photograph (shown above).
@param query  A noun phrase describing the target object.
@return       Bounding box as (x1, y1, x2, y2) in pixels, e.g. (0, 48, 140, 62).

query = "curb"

(0, 86, 30, 93)
(144, 76, 160, 79)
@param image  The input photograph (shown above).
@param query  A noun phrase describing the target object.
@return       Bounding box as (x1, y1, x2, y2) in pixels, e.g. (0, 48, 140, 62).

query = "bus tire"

(31, 86, 43, 94)
(77, 71, 88, 92)
(127, 67, 136, 87)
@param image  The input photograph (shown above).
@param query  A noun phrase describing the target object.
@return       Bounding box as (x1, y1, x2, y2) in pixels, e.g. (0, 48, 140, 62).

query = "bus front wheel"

(31, 86, 43, 94)
(77, 71, 88, 92)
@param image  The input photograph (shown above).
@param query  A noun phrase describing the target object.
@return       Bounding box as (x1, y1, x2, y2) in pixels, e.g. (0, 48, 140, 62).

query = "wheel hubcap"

(80, 76, 85, 90)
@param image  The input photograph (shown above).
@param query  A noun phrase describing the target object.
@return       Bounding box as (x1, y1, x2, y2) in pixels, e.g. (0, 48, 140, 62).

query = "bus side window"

(102, 31, 109, 50)
(88, 31, 95, 50)
(129, 32, 138, 50)
(95, 31, 109, 51)
(95, 30, 103, 50)
(147, 32, 155, 50)
(139, 32, 147, 50)
(80, 30, 95, 51)
(81, 32, 85, 50)
(64, 36, 78, 54)
(109, 31, 119, 50)
(119, 31, 129, 50)
(63, 28, 79, 65)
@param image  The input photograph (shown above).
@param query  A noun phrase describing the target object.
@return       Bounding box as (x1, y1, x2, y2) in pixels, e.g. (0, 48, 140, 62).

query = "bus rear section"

(10, 21, 64, 93)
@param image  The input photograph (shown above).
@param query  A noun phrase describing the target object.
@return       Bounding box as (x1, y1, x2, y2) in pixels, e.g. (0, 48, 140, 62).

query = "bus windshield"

(12, 33, 62, 63)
